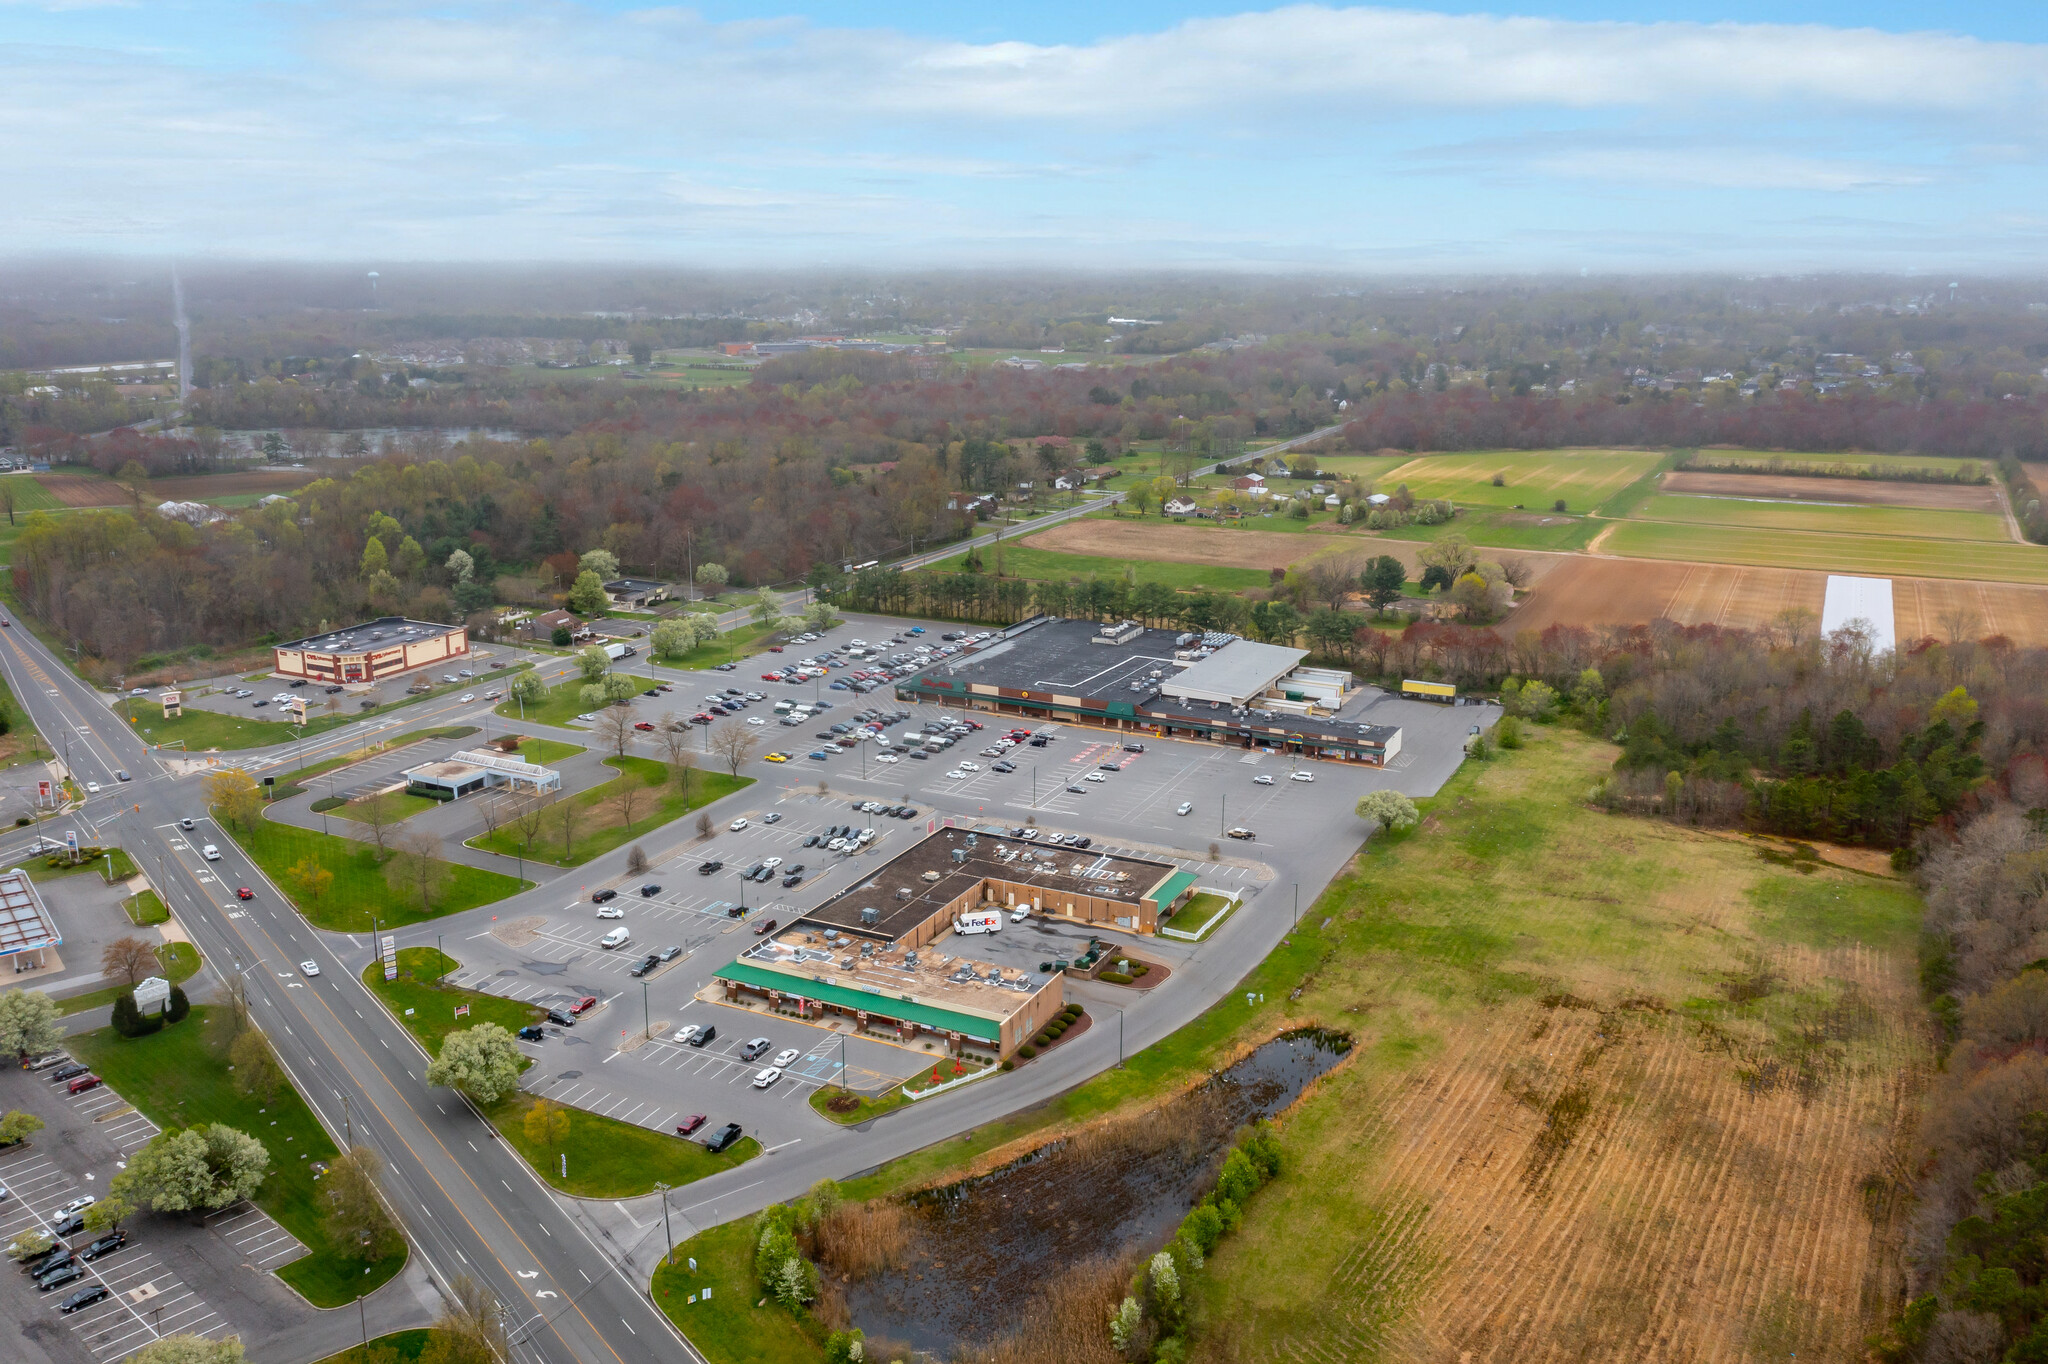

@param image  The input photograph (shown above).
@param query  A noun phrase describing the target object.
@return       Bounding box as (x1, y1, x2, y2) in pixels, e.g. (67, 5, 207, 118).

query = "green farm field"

(1683, 449, 1991, 477)
(1636, 494, 2012, 542)
(1317, 448, 1663, 510)
(933, 543, 1270, 591)
(1600, 520, 2048, 583)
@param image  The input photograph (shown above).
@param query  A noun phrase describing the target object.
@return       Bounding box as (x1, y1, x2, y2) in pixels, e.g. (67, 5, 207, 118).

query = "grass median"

(227, 817, 530, 932)
(72, 1006, 407, 1308)
(468, 756, 750, 867)
(361, 947, 758, 1197)
(652, 1221, 821, 1364)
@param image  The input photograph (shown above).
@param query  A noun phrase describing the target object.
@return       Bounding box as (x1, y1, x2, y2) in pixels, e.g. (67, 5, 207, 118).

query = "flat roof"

(405, 760, 487, 783)
(0, 869, 59, 956)
(929, 618, 1195, 704)
(280, 616, 463, 654)
(1157, 640, 1308, 705)
(724, 931, 1056, 1037)
(603, 578, 667, 592)
(800, 828, 1176, 943)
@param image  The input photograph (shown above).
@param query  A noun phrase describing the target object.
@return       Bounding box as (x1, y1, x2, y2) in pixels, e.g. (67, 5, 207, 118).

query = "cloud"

(317, 3, 2048, 124)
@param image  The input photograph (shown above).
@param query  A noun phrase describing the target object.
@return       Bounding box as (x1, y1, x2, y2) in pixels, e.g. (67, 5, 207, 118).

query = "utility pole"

(1116, 1008, 1125, 1067)
(1293, 882, 1300, 926)
(1219, 792, 1225, 837)
(655, 1182, 674, 1266)
(642, 980, 650, 1039)
(343, 1093, 352, 1147)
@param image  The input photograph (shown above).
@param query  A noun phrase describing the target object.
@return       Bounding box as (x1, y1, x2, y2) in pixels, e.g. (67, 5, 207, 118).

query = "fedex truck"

(953, 910, 1004, 936)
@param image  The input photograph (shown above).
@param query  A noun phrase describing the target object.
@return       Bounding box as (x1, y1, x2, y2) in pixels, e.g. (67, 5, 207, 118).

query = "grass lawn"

(807, 1084, 913, 1126)
(26, 847, 139, 883)
(124, 888, 169, 925)
(1304, 454, 1417, 486)
(71, 1007, 407, 1308)
(495, 680, 600, 729)
(4, 478, 68, 513)
(653, 1221, 822, 1364)
(653, 623, 782, 670)
(361, 947, 544, 1053)
(1600, 519, 2048, 583)
(1165, 891, 1237, 938)
(360, 948, 756, 1196)
(1377, 507, 1601, 553)
(515, 737, 585, 765)
(488, 1090, 759, 1199)
(313, 1330, 433, 1364)
(1635, 493, 2012, 542)
(469, 757, 751, 867)
(59, 940, 200, 1015)
(227, 817, 530, 932)
(334, 791, 441, 825)
(273, 725, 480, 799)
(935, 543, 1270, 592)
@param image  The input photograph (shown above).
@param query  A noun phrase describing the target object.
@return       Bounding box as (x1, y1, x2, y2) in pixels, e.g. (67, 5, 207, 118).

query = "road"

(0, 624, 703, 1364)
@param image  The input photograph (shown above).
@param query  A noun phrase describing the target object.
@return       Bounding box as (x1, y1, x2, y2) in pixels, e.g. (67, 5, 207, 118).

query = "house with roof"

(1233, 473, 1266, 491)
(1164, 496, 1199, 516)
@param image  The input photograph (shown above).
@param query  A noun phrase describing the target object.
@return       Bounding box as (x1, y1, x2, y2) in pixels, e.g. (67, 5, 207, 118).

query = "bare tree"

(510, 794, 549, 861)
(626, 845, 649, 876)
(613, 777, 642, 834)
(384, 831, 450, 913)
(593, 706, 637, 761)
(1938, 603, 1984, 646)
(659, 718, 696, 798)
(1497, 556, 1534, 589)
(1301, 554, 1359, 612)
(709, 721, 760, 777)
(554, 797, 583, 858)
(696, 811, 713, 839)
(101, 936, 159, 986)
(355, 790, 396, 856)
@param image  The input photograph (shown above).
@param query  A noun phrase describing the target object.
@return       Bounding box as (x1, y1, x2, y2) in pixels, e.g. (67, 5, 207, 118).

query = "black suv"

(50, 1062, 89, 1083)
(546, 1009, 576, 1027)
(591, 888, 618, 904)
(687, 1024, 716, 1047)
(703, 1122, 744, 1154)
(639, 883, 661, 897)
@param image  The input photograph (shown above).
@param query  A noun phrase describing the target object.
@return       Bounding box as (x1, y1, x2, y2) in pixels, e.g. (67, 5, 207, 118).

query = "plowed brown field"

(147, 469, 321, 500)
(34, 473, 131, 507)
(1661, 470, 2002, 512)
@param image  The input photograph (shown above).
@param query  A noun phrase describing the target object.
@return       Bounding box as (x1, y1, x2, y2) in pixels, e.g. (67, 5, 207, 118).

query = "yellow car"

(764, 751, 791, 763)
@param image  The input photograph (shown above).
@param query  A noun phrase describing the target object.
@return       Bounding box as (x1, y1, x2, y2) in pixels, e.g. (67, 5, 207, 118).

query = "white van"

(599, 926, 631, 950)
(202, 844, 221, 861)
(953, 910, 1004, 936)
(773, 700, 793, 714)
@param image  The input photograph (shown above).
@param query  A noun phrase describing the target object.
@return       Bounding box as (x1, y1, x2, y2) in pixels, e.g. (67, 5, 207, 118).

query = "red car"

(675, 1114, 708, 1136)
(633, 721, 655, 732)
(767, 646, 784, 653)
(235, 887, 254, 900)
(750, 918, 779, 936)
(571, 995, 598, 1015)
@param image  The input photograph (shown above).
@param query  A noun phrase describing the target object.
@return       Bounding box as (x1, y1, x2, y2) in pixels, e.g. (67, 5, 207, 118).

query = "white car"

(752, 1067, 783, 1089)
(959, 761, 980, 771)
(576, 713, 598, 722)
(1253, 774, 1276, 785)
(826, 838, 849, 852)
(459, 693, 474, 703)
(1290, 771, 1315, 782)
(856, 828, 876, 844)
(875, 753, 899, 764)
(728, 818, 749, 832)
(761, 856, 783, 869)
(1176, 801, 1194, 816)
(202, 844, 221, 860)
(300, 960, 321, 977)
(596, 905, 625, 920)
(671, 1024, 701, 1045)
(945, 769, 968, 779)
(54, 1195, 95, 1217)
(85, 781, 100, 793)
(1085, 772, 1107, 783)
(772, 1047, 800, 1068)
(746, 717, 765, 726)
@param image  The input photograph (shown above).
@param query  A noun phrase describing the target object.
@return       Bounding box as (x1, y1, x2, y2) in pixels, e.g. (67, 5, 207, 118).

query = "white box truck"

(953, 910, 1004, 936)
(603, 642, 636, 662)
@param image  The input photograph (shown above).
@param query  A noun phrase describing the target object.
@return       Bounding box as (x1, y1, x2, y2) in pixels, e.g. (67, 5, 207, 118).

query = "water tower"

(367, 271, 380, 308)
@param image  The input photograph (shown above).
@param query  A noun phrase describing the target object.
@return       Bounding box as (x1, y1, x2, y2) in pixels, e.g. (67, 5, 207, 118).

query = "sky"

(5, 1, 2048, 272)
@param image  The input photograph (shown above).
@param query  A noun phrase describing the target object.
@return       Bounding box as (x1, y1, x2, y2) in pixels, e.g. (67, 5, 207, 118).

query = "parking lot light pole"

(1293, 882, 1299, 926)
(642, 981, 650, 1039)
(655, 1181, 674, 1266)
(1220, 793, 1226, 837)
(1116, 1008, 1125, 1067)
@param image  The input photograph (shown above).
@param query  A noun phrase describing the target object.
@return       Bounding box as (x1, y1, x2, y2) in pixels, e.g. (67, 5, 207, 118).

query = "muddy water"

(842, 1029, 1350, 1357)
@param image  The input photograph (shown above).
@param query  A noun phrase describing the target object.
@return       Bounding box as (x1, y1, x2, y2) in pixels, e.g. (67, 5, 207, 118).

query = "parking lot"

(0, 1064, 313, 1364)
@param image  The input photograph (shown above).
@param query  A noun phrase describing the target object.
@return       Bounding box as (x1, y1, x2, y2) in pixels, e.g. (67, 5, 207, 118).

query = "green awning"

(1149, 869, 1199, 907)
(714, 959, 1008, 1041)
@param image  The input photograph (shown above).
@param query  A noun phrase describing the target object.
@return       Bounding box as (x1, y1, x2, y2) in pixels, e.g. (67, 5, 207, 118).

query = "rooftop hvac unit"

(1176, 632, 1196, 646)
(860, 906, 880, 926)
(1202, 631, 1233, 647)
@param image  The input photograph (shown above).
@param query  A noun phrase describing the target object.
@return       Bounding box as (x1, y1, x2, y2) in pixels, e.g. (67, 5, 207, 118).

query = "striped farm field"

(1363, 449, 1665, 511)
(0, 476, 66, 512)
(1636, 494, 2012, 542)
(1600, 520, 2048, 584)
(1683, 449, 1991, 478)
